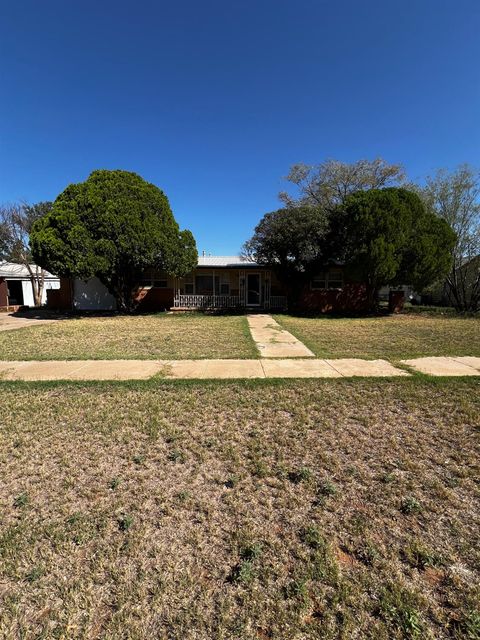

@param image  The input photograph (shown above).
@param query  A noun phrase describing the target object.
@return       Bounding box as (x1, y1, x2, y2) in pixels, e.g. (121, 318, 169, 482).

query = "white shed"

(0, 262, 60, 308)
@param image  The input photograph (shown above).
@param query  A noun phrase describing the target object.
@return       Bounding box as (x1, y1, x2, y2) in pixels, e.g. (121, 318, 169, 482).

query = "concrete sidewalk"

(401, 356, 480, 376)
(0, 360, 162, 381)
(247, 314, 315, 358)
(0, 356, 478, 380)
(0, 357, 408, 380)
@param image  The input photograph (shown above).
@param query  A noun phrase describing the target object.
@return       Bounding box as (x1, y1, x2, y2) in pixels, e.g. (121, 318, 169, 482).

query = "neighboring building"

(378, 284, 421, 304)
(47, 255, 370, 313)
(0, 262, 60, 311)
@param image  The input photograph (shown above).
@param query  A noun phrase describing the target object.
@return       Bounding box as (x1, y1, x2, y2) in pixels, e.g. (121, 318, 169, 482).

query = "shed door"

(7, 280, 24, 305)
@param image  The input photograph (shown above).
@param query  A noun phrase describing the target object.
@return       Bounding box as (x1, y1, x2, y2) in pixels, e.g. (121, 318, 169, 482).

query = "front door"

(247, 273, 261, 306)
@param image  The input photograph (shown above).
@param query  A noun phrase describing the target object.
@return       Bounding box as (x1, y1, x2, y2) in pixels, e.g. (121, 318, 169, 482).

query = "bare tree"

(0, 223, 10, 260)
(279, 157, 405, 210)
(0, 202, 52, 307)
(418, 165, 480, 311)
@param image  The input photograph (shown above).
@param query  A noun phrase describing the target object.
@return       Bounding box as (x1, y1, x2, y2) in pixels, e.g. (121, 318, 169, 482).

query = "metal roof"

(0, 261, 59, 280)
(197, 255, 259, 268)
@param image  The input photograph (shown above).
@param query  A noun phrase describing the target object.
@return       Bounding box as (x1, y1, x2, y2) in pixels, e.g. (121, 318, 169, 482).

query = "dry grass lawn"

(0, 314, 258, 360)
(0, 378, 478, 639)
(275, 314, 480, 360)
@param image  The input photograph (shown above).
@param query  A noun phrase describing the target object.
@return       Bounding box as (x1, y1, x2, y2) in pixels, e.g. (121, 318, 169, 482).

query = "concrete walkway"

(0, 356, 478, 380)
(163, 358, 408, 379)
(247, 314, 315, 358)
(401, 356, 480, 376)
(0, 360, 162, 381)
(0, 358, 406, 380)
(0, 314, 58, 332)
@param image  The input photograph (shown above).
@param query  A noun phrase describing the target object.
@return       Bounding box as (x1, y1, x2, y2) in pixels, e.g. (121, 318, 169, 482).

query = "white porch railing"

(174, 294, 241, 308)
(269, 296, 287, 309)
(173, 293, 288, 310)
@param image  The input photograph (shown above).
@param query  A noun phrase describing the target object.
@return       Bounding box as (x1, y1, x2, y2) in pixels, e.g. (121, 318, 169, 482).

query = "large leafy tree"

(335, 188, 456, 309)
(30, 170, 197, 311)
(242, 206, 329, 298)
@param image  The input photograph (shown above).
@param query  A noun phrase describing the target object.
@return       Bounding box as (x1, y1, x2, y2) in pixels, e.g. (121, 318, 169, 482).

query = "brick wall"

(134, 287, 174, 311)
(0, 278, 8, 308)
(46, 278, 73, 310)
(298, 282, 370, 313)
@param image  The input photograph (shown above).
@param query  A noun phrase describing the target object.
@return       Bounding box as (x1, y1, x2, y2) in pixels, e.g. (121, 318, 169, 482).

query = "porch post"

(240, 270, 246, 307)
(213, 269, 216, 308)
(265, 270, 271, 309)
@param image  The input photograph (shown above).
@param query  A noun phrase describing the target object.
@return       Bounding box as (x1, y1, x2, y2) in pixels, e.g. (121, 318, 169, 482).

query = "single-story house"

(0, 262, 60, 311)
(47, 255, 371, 313)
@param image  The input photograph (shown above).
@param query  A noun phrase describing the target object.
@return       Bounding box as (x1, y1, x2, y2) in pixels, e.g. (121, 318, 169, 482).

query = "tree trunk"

(25, 263, 45, 307)
(107, 275, 139, 314)
(365, 280, 379, 313)
(30, 266, 45, 307)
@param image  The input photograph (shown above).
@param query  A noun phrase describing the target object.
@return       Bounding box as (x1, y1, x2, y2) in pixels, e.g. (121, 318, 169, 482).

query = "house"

(0, 262, 60, 311)
(47, 255, 370, 313)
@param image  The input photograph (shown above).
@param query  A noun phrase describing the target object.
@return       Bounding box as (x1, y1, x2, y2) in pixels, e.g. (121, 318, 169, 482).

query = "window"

(195, 275, 220, 294)
(219, 274, 230, 295)
(311, 270, 343, 290)
(327, 270, 343, 289)
(185, 282, 194, 294)
(141, 275, 168, 288)
(311, 272, 327, 290)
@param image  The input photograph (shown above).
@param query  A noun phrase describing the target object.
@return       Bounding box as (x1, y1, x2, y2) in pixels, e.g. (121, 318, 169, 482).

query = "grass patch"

(0, 378, 478, 637)
(0, 313, 259, 360)
(275, 313, 480, 360)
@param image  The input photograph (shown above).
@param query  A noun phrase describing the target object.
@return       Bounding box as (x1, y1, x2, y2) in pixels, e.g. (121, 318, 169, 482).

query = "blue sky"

(1, 1, 479, 254)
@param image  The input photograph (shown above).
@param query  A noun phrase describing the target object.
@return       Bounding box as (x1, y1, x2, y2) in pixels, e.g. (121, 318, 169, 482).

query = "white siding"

(21, 279, 60, 306)
(21, 280, 35, 306)
(73, 278, 117, 311)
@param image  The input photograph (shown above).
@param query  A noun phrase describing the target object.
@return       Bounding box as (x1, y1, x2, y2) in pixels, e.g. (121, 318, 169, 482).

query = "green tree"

(336, 188, 456, 309)
(163, 229, 198, 277)
(242, 205, 329, 301)
(30, 170, 197, 311)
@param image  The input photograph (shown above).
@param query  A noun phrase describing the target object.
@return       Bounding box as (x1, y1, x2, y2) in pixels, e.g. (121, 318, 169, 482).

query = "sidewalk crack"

(324, 359, 345, 377)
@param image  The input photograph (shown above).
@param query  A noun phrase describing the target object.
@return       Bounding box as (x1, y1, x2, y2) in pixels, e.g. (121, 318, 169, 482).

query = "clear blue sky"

(1, 1, 479, 254)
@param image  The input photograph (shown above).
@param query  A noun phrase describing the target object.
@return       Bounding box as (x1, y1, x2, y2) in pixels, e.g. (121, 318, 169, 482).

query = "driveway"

(0, 312, 60, 332)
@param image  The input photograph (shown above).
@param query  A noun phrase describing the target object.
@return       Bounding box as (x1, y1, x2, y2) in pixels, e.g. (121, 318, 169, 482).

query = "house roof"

(197, 255, 259, 268)
(0, 261, 59, 280)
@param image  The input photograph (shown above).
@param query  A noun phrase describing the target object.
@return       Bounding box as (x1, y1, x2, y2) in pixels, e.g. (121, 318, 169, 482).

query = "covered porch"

(172, 268, 287, 311)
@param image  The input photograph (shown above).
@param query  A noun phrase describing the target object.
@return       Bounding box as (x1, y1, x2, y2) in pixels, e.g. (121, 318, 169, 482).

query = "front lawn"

(0, 314, 258, 360)
(275, 314, 480, 360)
(0, 378, 478, 639)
